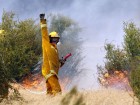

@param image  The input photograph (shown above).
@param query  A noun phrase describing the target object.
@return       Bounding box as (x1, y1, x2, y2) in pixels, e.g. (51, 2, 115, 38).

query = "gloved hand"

(59, 57, 66, 67)
(40, 14, 45, 19)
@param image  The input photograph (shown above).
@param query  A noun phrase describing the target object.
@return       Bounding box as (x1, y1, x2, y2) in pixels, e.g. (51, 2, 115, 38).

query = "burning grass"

(98, 70, 132, 91)
(15, 72, 71, 93)
(18, 73, 46, 92)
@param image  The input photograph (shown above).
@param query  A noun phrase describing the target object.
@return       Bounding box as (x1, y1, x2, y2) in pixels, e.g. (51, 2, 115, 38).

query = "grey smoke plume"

(0, 0, 140, 89)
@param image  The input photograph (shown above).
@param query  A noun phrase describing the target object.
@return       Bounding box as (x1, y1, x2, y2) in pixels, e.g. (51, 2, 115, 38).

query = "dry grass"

(0, 87, 139, 105)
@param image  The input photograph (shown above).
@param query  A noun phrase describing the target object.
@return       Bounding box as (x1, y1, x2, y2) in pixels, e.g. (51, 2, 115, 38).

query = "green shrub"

(129, 56, 140, 102)
(104, 43, 129, 73)
(0, 11, 41, 99)
(124, 23, 140, 102)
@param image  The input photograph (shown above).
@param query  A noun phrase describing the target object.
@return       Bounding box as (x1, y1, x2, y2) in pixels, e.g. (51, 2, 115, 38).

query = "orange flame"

(99, 71, 132, 91)
(19, 73, 70, 92)
(20, 73, 46, 91)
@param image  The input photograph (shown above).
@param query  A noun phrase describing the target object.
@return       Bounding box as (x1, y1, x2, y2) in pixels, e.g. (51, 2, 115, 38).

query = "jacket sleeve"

(40, 18, 51, 77)
(40, 19, 50, 44)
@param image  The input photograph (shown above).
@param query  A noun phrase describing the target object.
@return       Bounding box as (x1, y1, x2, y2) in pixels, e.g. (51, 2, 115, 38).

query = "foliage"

(48, 14, 84, 82)
(104, 43, 129, 73)
(124, 23, 140, 59)
(97, 42, 129, 76)
(0, 11, 41, 99)
(129, 56, 140, 102)
(123, 23, 140, 102)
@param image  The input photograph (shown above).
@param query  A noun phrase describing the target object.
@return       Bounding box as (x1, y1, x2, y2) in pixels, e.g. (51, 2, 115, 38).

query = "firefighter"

(40, 14, 63, 95)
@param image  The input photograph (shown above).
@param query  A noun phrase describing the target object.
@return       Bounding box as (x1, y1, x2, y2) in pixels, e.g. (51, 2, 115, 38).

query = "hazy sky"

(0, 0, 140, 89)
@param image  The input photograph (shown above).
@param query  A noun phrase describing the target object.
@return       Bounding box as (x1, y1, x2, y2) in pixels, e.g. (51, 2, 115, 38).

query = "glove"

(40, 14, 45, 19)
(59, 57, 66, 67)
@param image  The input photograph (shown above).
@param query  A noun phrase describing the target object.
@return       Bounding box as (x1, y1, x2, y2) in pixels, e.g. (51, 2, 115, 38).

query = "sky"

(0, 0, 140, 89)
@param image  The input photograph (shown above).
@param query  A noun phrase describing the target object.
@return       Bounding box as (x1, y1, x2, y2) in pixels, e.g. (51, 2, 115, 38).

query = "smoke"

(0, 0, 140, 89)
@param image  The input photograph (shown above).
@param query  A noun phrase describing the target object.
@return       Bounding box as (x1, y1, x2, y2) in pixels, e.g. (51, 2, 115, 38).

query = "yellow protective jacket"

(40, 19, 60, 79)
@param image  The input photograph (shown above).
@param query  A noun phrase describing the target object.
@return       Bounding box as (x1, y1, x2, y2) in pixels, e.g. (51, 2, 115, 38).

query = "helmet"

(49, 31, 60, 38)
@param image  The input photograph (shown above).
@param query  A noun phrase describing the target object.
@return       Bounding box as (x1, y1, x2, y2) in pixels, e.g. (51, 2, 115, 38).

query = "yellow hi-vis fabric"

(40, 18, 61, 95)
(49, 31, 60, 37)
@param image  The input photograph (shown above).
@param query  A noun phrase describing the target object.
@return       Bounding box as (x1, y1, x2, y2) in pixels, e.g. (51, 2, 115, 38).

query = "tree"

(0, 11, 41, 99)
(124, 23, 140, 59)
(124, 23, 140, 102)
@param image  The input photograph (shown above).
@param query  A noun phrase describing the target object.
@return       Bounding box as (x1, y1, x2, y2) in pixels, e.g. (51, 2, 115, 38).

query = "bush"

(124, 23, 140, 102)
(103, 43, 129, 73)
(0, 11, 41, 99)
